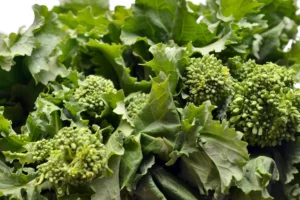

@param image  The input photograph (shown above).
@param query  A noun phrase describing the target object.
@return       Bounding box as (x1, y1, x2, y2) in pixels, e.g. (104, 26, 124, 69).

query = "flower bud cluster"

(35, 126, 107, 194)
(74, 75, 116, 115)
(126, 93, 149, 121)
(29, 139, 53, 162)
(228, 63, 300, 147)
(183, 54, 233, 107)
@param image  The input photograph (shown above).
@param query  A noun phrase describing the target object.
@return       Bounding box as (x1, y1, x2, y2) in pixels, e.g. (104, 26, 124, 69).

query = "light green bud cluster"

(126, 93, 149, 121)
(288, 89, 300, 109)
(74, 75, 116, 115)
(228, 62, 300, 147)
(38, 150, 67, 195)
(183, 54, 233, 107)
(36, 126, 107, 195)
(54, 127, 107, 184)
(28, 139, 53, 162)
(285, 89, 300, 133)
(228, 56, 256, 81)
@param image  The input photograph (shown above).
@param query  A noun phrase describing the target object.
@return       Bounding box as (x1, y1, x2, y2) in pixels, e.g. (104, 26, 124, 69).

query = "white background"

(0, 0, 206, 34)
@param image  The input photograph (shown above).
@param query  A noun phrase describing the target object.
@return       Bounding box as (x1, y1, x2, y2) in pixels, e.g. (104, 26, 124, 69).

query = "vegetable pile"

(1, 0, 300, 199)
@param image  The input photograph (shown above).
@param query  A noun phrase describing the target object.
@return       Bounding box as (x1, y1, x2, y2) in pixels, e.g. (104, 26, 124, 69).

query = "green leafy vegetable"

(0, 0, 300, 199)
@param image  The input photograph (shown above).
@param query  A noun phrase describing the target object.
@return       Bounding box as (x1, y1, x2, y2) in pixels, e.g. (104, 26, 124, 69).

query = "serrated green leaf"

(0, 107, 28, 152)
(59, 0, 109, 14)
(145, 43, 191, 93)
(170, 102, 248, 196)
(192, 32, 238, 55)
(134, 77, 181, 160)
(0, 167, 38, 199)
(167, 102, 216, 165)
(25, 5, 69, 85)
(272, 138, 300, 186)
(86, 40, 150, 94)
(0, 5, 47, 71)
(57, 7, 110, 38)
(253, 20, 285, 62)
(234, 156, 279, 200)
(284, 181, 300, 200)
(121, 0, 177, 44)
(217, 0, 264, 20)
(0, 107, 11, 136)
(132, 155, 156, 188)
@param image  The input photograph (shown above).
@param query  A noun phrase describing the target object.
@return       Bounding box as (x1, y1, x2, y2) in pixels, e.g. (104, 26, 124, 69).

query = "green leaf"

(86, 39, 150, 94)
(113, 102, 135, 137)
(111, 6, 132, 27)
(170, 102, 249, 196)
(118, 76, 181, 193)
(172, 0, 197, 45)
(134, 77, 181, 160)
(150, 166, 199, 200)
(284, 179, 300, 200)
(172, 0, 216, 46)
(258, 0, 299, 27)
(167, 102, 217, 165)
(121, 0, 177, 44)
(287, 41, 300, 64)
(57, 7, 110, 38)
(25, 5, 69, 85)
(0, 5, 47, 71)
(105, 130, 124, 160)
(132, 155, 156, 188)
(119, 136, 143, 192)
(192, 23, 217, 47)
(57, 38, 79, 67)
(192, 32, 238, 55)
(135, 174, 167, 200)
(234, 156, 279, 200)
(252, 20, 285, 62)
(59, 0, 109, 14)
(198, 120, 249, 193)
(121, 0, 217, 47)
(0, 167, 38, 199)
(145, 43, 191, 93)
(273, 138, 300, 185)
(0, 107, 28, 152)
(217, 0, 264, 20)
(90, 156, 122, 200)
(0, 107, 11, 136)
(0, 34, 13, 71)
(23, 96, 63, 140)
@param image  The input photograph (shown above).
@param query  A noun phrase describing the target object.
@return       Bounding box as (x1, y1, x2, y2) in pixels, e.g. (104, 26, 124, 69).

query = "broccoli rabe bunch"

(183, 54, 233, 107)
(37, 126, 107, 195)
(74, 75, 117, 116)
(228, 61, 300, 147)
(125, 92, 149, 121)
